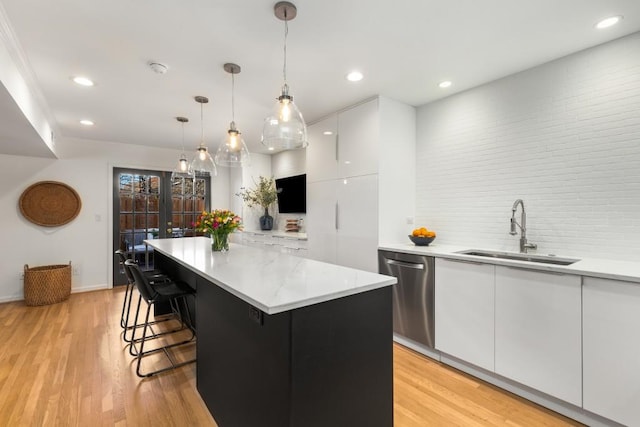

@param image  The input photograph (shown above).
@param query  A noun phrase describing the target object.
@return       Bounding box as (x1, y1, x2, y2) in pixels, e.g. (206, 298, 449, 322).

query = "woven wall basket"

(24, 262, 72, 306)
(19, 181, 81, 227)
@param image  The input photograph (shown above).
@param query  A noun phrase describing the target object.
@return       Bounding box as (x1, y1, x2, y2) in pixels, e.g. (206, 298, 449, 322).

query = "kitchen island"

(146, 237, 396, 427)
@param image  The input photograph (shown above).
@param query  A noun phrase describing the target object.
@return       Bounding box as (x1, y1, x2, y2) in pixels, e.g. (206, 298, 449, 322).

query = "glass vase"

(211, 232, 230, 252)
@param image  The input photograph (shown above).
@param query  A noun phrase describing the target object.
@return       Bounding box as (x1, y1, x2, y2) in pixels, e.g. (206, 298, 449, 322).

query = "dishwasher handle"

(385, 259, 425, 270)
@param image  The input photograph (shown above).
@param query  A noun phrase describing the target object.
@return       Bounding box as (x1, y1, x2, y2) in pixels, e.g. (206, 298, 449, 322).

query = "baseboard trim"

(0, 284, 111, 304)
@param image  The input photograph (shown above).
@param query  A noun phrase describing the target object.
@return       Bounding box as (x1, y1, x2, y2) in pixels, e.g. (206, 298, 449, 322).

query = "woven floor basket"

(24, 262, 71, 306)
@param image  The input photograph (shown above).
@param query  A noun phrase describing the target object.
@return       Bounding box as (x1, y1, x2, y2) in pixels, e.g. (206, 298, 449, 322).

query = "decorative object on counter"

(409, 227, 436, 246)
(285, 218, 300, 232)
(24, 262, 72, 306)
(215, 63, 250, 167)
(195, 209, 242, 252)
(19, 181, 82, 227)
(261, 1, 308, 150)
(190, 96, 217, 177)
(236, 176, 278, 230)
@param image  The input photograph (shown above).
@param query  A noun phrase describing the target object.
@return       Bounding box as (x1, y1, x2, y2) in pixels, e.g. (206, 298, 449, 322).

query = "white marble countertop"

(146, 237, 395, 314)
(379, 243, 640, 284)
(241, 230, 308, 240)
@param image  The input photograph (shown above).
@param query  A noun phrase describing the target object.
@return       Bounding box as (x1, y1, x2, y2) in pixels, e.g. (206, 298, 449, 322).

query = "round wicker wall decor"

(19, 181, 82, 227)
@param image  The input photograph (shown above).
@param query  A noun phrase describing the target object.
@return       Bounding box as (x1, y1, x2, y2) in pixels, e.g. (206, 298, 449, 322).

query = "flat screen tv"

(275, 174, 306, 214)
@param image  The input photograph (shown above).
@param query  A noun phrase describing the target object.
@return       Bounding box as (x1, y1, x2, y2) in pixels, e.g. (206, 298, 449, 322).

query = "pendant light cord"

(283, 15, 288, 84)
(181, 121, 185, 152)
(231, 72, 236, 122)
(200, 102, 204, 143)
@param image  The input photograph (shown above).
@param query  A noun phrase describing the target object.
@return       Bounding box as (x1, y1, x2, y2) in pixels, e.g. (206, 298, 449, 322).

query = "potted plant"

(236, 176, 278, 230)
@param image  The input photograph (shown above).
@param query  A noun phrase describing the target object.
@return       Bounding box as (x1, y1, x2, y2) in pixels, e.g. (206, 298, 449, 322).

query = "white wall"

(416, 32, 640, 261)
(0, 137, 230, 302)
(378, 96, 416, 244)
(235, 153, 272, 231)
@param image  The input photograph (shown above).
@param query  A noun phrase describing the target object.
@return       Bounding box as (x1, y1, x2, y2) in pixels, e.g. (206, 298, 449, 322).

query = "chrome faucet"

(510, 199, 537, 253)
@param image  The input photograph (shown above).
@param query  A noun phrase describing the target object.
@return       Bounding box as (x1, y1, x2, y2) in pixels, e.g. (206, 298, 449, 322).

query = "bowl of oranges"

(409, 227, 436, 246)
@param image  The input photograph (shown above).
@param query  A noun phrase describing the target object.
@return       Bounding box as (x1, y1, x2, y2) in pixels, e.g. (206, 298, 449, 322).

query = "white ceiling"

(1, 0, 639, 157)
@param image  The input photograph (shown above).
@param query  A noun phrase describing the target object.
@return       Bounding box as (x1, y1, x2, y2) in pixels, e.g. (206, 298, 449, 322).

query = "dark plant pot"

(260, 208, 273, 231)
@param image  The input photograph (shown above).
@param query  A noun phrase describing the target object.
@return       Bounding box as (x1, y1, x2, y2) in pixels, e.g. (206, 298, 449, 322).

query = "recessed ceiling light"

(323, 131, 333, 135)
(80, 119, 94, 126)
(268, 147, 275, 151)
(72, 76, 94, 87)
(346, 71, 364, 82)
(595, 15, 623, 29)
(439, 80, 452, 89)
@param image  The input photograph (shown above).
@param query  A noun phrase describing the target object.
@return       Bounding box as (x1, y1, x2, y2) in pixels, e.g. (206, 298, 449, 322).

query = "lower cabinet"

(583, 277, 640, 426)
(435, 258, 495, 371)
(240, 231, 308, 256)
(494, 266, 582, 406)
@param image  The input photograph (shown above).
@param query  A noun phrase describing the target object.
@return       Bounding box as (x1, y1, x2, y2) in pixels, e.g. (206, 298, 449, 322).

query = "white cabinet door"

(435, 258, 495, 371)
(306, 181, 337, 264)
(583, 277, 640, 426)
(336, 175, 378, 272)
(495, 266, 582, 406)
(337, 99, 379, 178)
(306, 114, 338, 183)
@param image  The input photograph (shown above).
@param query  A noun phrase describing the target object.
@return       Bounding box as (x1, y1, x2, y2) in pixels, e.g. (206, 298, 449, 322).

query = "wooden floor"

(0, 288, 583, 426)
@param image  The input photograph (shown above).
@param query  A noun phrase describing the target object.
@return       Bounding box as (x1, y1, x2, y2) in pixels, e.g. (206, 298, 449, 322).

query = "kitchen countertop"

(379, 243, 640, 284)
(147, 237, 395, 314)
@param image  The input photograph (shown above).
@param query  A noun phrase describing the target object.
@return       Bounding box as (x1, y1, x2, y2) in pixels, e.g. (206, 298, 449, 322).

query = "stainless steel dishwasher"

(378, 250, 435, 349)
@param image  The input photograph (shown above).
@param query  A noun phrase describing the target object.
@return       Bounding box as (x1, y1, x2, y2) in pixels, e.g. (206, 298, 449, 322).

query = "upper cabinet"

(336, 99, 379, 178)
(306, 114, 338, 183)
(307, 99, 380, 183)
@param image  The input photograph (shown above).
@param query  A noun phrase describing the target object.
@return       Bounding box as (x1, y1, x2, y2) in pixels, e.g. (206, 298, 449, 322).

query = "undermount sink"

(457, 249, 580, 266)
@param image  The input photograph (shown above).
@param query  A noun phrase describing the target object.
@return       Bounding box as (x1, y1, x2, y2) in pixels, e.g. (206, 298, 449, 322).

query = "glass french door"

(112, 167, 210, 286)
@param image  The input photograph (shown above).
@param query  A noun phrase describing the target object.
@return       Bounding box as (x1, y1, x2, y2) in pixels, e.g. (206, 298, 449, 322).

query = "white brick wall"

(416, 32, 640, 261)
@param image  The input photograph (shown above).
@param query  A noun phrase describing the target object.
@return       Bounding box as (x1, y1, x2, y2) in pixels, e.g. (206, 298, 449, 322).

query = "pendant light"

(261, 1, 308, 150)
(190, 96, 217, 177)
(215, 63, 250, 167)
(171, 116, 195, 182)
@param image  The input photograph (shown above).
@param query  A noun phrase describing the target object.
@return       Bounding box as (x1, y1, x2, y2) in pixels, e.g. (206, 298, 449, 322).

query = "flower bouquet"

(195, 209, 243, 252)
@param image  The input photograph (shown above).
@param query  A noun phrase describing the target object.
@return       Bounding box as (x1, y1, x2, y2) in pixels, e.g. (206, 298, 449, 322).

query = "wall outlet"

(72, 265, 79, 276)
(406, 216, 414, 225)
(19, 272, 24, 280)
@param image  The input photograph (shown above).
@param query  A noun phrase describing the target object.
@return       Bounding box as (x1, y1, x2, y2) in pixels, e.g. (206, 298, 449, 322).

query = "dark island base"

(156, 252, 394, 427)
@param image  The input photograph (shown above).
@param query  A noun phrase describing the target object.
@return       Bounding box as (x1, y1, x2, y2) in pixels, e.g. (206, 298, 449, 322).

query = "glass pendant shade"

(190, 96, 217, 176)
(261, 2, 308, 151)
(191, 143, 217, 176)
(262, 84, 307, 150)
(171, 152, 194, 181)
(215, 122, 250, 167)
(171, 116, 195, 182)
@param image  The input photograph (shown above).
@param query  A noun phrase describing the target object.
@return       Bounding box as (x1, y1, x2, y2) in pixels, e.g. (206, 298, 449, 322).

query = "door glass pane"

(120, 174, 133, 192)
(120, 214, 133, 231)
(148, 213, 159, 229)
(148, 195, 159, 212)
(134, 175, 146, 193)
(135, 215, 147, 229)
(184, 178, 194, 195)
(195, 197, 205, 212)
(184, 197, 194, 212)
(172, 196, 183, 213)
(120, 195, 133, 212)
(148, 176, 160, 194)
(195, 179, 205, 196)
(134, 195, 147, 212)
(172, 178, 183, 195)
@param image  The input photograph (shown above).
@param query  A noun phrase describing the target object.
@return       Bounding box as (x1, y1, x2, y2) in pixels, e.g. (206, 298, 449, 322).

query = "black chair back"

(124, 259, 158, 302)
(116, 250, 136, 284)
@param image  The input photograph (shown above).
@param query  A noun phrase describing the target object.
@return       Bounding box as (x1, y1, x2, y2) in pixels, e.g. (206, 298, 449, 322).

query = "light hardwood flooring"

(0, 288, 583, 426)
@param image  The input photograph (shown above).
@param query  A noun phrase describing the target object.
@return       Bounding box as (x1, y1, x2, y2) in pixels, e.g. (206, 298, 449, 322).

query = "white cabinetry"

(435, 258, 495, 371)
(583, 277, 640, 426)
(306, 114, 337, 183)
(240, 231, 307, 256)
(495, 266, 582, 406)
(306, 97, 414, 272)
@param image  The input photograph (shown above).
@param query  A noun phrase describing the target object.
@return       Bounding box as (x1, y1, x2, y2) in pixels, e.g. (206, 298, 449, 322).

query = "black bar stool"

(115, 249, 170, 342)
(124, 260, 196, 377)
